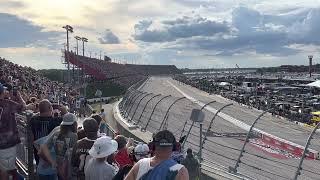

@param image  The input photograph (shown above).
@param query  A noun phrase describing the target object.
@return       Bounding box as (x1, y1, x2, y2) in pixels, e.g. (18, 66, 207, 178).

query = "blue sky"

(0, 0, 320, 69)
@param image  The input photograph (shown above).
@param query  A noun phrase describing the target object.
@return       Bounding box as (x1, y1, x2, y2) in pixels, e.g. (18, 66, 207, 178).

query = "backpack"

(53, 134, 74, 180)
(140, 159, 183, 180)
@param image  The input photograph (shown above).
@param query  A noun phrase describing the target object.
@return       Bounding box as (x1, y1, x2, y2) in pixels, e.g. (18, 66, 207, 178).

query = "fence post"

(158, 97, 186, 131)
(179, 100, 216, 139)
(142, 95, 171, 131)
(123, 91, 143, 117)
(293, 122, 320, 180)
(26, 113, 35, 180)
(230, 109, 270, 174)
(182, 101, 217, 149)
(135, 94, 161, 125)
(130, 93, 153, 123)
(199, 103, 233, 154)
(125, 92, 147, 118)
(120, 89, 136, 109)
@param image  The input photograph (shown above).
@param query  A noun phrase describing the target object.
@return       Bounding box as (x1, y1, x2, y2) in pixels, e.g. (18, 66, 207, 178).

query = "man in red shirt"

(0, 83, 26, 180)
(114, 135, 134, 168)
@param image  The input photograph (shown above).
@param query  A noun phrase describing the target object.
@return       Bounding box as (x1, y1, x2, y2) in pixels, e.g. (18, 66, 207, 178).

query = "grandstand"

(65, 51, 181, 88)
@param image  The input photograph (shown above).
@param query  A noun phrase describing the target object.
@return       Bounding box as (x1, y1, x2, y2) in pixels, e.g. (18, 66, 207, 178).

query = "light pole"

(62, 25, 73, 83)
(81, 37, 88, 97)
(81, 37, 88, 56)
(75, 36, 81, 55)
(75, 36, 81, 84)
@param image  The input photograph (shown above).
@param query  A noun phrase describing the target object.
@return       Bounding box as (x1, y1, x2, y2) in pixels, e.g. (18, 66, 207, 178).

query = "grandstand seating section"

(65, 51, 180, 88)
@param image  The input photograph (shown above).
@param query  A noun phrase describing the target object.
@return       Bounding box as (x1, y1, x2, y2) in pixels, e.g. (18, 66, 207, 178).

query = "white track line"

(167, 80, 318, 155)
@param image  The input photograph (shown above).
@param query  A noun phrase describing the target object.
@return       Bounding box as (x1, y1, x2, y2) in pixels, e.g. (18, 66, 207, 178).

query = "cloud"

(133, 16, 229, 42)
(98, 29, 120, 44)
(0, 1, 25, 8)
(136, 7, 320, 57)
(0, 13, 60, 48)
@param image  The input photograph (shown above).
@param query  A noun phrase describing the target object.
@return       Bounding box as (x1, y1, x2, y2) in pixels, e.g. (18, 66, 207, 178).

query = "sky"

(1, 0, 320, 69)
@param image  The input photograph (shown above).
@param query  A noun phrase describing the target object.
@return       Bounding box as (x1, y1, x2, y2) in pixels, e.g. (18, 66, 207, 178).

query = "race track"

(124, 76, 320, 180)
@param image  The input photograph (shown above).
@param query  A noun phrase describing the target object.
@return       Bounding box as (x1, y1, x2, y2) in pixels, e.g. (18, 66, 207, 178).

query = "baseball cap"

(134, 143, 149, 156)
(0, 83, 7, 94)
(61, 113, 77, 125)
(154, 130, 176, 147)
(89, 136, 118, 158)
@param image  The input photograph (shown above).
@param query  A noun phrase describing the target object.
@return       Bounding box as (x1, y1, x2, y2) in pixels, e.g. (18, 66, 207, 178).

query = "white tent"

(307, 80, 320, 88)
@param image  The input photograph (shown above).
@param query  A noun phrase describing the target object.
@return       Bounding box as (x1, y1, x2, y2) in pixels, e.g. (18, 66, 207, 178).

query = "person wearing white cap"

(134, 143, 150, 161)
(42, 113, 78, 180)
(84, 136, 118, 180)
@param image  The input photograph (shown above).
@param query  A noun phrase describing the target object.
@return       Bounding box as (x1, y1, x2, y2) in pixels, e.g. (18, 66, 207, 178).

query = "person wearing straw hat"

(85, 136, 118, 180)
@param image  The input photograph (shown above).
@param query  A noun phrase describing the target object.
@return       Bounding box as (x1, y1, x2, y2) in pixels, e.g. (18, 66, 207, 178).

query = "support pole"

(293, 122, 320, 180)
(180, 100, 216, 139)
(182, 101, 218, 149)
(124, 91, 143, 116)
(125, 92, 147, 118)
(159, 97, 186, 131)
(120, 90, 137, 110)
(130, 93, 153, 122)
(143, 95, 171, 131)
(199, 103, 233, 153)
(135, 94, 161, 125)
(231, 109, 270, 174)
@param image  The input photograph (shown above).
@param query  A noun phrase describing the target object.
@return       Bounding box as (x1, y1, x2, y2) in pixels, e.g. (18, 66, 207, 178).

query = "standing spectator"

(84, 136, 118, 180)
(77, 114, 103, 140)
(34, 127, 60, 180)
(30, 99, 62, 164)
(181, 148, 200, 180)
(114, 135, 134, 168)
(125, 130, 189, 180)
(42, 113, 78, 180)
(0, 83, 26, 180)
(72, 118, 99, 180)
(113, 143, 149, 180)
(99, 109, 107, 133)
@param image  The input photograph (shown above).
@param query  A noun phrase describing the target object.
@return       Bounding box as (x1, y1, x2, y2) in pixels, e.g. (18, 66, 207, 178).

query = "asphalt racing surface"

(125, 76, 320, 180)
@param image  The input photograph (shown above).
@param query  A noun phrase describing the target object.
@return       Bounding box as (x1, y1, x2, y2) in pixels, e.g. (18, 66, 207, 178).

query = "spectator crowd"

(0, 57, 199, 180)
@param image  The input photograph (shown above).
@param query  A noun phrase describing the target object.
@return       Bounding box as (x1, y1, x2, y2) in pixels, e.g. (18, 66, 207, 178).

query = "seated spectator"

(85, 136, 118, 180)
(31, 99, 63, 164)
(125, 130, 189, 180)
(181, 148, 199, 180)
(114, 135, 134, 168)
(0, 83, 28, 180)
(72, 118, 99, 180)
(42, 113, 78, 180)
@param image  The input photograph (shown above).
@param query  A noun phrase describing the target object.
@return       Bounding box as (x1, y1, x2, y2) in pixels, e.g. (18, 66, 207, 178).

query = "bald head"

(39, 99, 52, 115)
